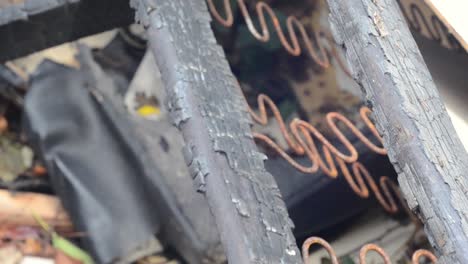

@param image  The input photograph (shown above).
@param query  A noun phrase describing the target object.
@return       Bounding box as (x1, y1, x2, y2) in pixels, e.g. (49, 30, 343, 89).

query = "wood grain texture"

(131, 0, 302, 263)
(327, 0, 468, 262)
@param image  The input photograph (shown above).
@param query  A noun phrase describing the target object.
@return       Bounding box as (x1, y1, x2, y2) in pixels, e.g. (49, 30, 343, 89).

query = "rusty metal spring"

(206, 0, 351, 75)
(207, 0, 437, 260)
(248, 95, 436, 261)
(248, 94, 404, 214)
(302, 236, 437, 264)
(207, 0, 403, 213)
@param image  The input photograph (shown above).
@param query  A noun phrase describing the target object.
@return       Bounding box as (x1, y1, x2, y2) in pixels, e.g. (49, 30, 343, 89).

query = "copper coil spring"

(207, 0, 436, 259)
(249, 95, 436, 260)
(207, 0, 403, 213)
(206, 0, 351, 75)
(302, 236, 437, 264)
(248, 94, 406, 214)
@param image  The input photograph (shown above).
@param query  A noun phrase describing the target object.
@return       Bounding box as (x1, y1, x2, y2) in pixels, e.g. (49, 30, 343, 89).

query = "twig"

(0, 190, 72, 232)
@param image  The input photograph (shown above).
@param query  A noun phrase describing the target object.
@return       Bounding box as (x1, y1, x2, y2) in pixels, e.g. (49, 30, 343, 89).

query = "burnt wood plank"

(0, 0, 133, 62)
(327, 0, 468, 263)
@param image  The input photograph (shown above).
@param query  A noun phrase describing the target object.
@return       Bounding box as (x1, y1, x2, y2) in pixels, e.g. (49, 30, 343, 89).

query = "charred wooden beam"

(132, 0, 302, 263)
(0, 0, 133, 62)
(327, 0, 468, 263)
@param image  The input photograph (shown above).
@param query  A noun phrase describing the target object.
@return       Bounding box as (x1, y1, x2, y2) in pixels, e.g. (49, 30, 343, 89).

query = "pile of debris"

(0, 29, 200, 264)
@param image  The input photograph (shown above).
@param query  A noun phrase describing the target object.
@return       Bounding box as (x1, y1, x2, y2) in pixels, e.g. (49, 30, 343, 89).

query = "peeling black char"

(327, 0, 468, 263)
(132, 0, 302, 263)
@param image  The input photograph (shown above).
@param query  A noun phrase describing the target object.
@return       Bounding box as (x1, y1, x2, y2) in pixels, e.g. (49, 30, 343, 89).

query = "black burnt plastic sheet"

(23, 50, 162, 263)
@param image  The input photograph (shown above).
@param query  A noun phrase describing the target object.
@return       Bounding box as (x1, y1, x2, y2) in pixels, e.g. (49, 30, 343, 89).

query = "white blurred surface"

(429, 0, 468, 49)
(414, 34, 468, 152)
(21, 256, 54, 264)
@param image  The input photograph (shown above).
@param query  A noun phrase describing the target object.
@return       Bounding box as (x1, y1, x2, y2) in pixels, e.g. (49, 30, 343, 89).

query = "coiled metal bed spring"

(207, 0, 403, 214)
(302, 236, 437, 264)
(206, 0, 351, 75)
(249, 94, 400, 214)
(207, 0, 438, 262)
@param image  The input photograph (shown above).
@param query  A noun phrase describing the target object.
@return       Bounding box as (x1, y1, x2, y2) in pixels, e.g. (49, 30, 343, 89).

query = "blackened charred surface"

(0, 0, 133, 62)
(132, 118, 225, 264)
(93, 53, 226, 263)
(327, 0, 468, 263)
(132, 0, 302, 263)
